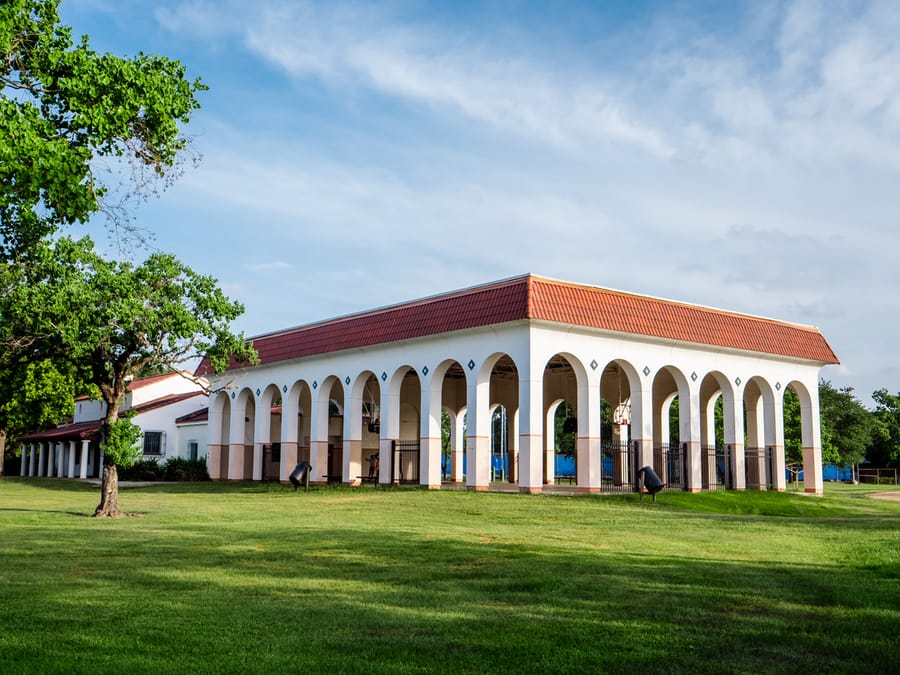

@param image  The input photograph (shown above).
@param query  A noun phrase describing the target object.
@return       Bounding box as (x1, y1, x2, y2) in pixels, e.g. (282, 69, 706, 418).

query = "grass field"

(1, 479, 898, 674)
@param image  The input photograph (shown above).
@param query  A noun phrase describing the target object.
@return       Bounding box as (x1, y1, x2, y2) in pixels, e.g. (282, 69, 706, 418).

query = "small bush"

(163, 457, 210, 482)
(119, 458, 164, 481)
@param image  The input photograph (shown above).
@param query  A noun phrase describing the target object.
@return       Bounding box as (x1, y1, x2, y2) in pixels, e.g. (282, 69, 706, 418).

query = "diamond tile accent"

(422, 365, 429, 376)
(282, 385, 288, 393)
(690, 371, 698, 382)
(734, 377, 741, 386)
(344, 376, 351, 385)
(775, 382, 781, 391)
(468, 359, 476, 370)
(230, 391, 235, 399)
(590, 359, 598, 371)
(381, 371, 387, 381)
(643, 366, 651, 377)
(312, 380, 318, 389)
(255, 388, 261, 396)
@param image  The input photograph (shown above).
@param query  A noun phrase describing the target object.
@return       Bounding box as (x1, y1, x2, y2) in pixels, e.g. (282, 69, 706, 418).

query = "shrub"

(119, 458, 164, 481)
(163, 457, 210, 482)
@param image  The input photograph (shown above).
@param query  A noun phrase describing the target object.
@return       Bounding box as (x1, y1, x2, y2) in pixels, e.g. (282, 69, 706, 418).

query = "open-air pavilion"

(201, 274, 839, 495)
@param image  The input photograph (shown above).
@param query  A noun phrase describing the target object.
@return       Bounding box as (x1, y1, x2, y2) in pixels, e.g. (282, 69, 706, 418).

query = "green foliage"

(118, 456, 210, 481)
(553, 401, 576, 456)
(818, 379, 872, 468)
(870, 389, 900, 467)
(100, 416, 141, 468)
(163, 457, 210, 481)
(118, 457, 164, 481)
(783, 387, 802, 463)
(0, 0, 205, 254)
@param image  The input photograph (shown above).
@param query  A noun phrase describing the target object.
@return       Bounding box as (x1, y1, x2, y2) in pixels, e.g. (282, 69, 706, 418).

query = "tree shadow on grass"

(4, 524, 898, 674)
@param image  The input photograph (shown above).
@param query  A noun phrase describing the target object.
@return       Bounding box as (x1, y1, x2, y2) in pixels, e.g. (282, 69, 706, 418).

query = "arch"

(429, 359, 468, 484)
(651, 366, 693, 490)
(542, 353, 592, 489)
(468, 353, 519, 489)
(281, 379, 313, 481)
(599, 359, 639, 491)
(312, 376, 344, 484)
(743, 376, 779, 491)
(349, 371, 381, 484)
(208, 391, 231, 480)
(228, 388, 255, 480)
(383, 366, 421, 484)
(257, 383, 282, 481)
(699, 371, 735, 490)
(784, 379, 821, 494)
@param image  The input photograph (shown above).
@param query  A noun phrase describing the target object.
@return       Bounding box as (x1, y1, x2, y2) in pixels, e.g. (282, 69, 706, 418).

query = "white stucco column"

(465, 374, 491, 490)
(576, 383, 602, 493)
(79, 440, 90, 479)
(630, 384, 655, 488)
(419, 380, 442, 489)
(544, 405, 556, 485)
(311, 388, 331, 486)
(68, 440, 77, 478)
(280, 391, 300, 484)
(37, 442, 46, 477)
(517, 371, 544, 494)
(227, 400, 245, 481)
(801, 387, 824, 495)
(726, 388, 746, 490)
(29, 443, 36, 476)
(683, 386, 702, 493)
(769, 392, 786, 491)
(20, 444, 27, 476)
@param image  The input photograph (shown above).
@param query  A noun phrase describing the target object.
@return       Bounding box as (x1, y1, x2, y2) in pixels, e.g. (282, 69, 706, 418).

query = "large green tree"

(1, 0, 204, 256)
(818, 380, 872, 470)
(870, 389, 900, 468)
(9, 236, 256, 517)
(0, 1, 212, 488)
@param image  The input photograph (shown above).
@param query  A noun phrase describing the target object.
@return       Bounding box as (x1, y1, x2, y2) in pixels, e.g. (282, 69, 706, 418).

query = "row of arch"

(207, 351, 822, 494)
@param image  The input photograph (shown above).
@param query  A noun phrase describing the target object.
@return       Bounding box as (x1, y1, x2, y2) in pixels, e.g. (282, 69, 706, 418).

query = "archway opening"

(600, 361, 634, 491)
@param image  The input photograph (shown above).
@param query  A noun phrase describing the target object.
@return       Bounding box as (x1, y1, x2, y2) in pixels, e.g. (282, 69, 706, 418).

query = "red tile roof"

(199, 274, 838, 373)
(19, 392, 206, 442)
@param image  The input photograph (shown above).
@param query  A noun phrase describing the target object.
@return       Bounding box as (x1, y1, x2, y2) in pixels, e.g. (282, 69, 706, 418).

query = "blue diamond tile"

(312, 380, 318, 389)
(735, 377, 741, 386)
(775, 382, 781, 391)
(590, 359, 598, 371)
(255, 388, 261, 396)
(345, 376, 351, 385)
(691, 371, 698, 382)
(422, 365, 429, 376)
(642, 366, 651, 377)
(381, 371, 387, 381)
(468, 359, 475, 370)
(282, 385, 288, 393)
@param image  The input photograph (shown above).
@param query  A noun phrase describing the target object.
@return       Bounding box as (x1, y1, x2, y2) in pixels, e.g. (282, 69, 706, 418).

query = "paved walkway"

(869, 491, 900, 501)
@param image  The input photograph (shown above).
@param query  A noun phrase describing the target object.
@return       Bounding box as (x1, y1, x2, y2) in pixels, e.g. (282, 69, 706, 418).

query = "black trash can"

(289, 461, 310, 490)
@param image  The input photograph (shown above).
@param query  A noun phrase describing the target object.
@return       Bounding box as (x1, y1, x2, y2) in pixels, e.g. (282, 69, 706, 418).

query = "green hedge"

(119, 457, 209, 481)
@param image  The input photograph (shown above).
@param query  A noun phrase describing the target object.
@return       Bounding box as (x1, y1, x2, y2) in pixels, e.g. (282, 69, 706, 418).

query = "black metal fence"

(744, 446, 775, 490)
(601, 441, 634, 493)
(654, 443, 686, 491)
(391, 440, 420, 485)
(701, 445, 733, 490)
(262, 442, 281, 481)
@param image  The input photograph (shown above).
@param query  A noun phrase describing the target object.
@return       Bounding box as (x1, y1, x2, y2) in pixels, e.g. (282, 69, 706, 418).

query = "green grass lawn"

(1, 480, 898, 674)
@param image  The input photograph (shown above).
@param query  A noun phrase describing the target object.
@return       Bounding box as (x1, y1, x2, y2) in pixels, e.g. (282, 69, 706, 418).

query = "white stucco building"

(201, 274, 839, 495)
(19, 372, 208, 479)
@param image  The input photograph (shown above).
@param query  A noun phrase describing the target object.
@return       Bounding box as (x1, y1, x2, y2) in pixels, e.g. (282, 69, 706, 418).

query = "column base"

(467, 485, 489, 492)
(577, 487, 600, 494)
(804, 488, 823, 495)
(519, 486, 542, 494)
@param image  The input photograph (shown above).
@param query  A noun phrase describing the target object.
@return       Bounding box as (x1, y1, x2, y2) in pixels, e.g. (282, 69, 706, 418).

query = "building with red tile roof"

(204, 275, 839, 495)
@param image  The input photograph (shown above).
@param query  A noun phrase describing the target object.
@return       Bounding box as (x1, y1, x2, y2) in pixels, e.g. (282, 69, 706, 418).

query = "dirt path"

(869, 492, 900, 501)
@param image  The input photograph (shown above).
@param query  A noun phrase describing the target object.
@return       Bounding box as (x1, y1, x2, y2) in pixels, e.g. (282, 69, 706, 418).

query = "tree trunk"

(94, 461, 123, 518)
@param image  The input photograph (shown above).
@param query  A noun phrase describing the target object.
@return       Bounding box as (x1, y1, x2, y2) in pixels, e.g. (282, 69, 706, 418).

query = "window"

(143, 431, 165, 456)
(188, 441, 198, 461)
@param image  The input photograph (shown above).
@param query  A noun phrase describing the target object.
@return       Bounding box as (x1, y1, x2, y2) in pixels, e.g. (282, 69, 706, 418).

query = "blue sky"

(61, 0, 900, 403)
